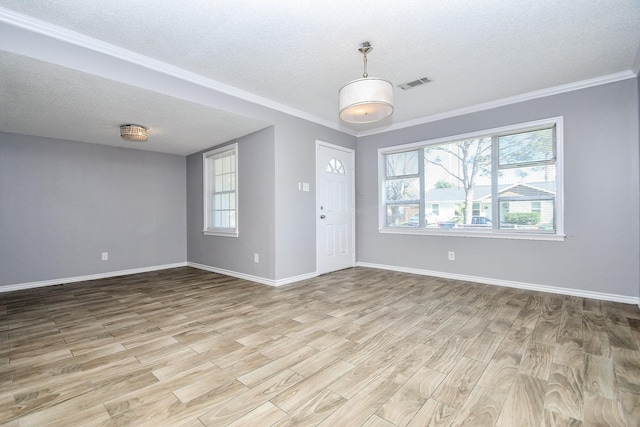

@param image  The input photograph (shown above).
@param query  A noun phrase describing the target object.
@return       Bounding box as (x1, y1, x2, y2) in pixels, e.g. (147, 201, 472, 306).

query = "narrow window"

(203, 143, 238, 237)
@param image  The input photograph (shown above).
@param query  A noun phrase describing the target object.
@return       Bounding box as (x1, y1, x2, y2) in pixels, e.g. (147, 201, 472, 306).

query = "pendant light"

(339, 41, 393, 124)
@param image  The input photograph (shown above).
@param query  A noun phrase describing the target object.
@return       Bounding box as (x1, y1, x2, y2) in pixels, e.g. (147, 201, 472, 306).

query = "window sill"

(202, 229, 239, 238)
(378, 227, 565, 241)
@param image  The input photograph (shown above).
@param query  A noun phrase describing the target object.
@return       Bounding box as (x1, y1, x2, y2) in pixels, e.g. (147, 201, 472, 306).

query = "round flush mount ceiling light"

(339, 41, 393, 124)
(120, 124, 148, 141)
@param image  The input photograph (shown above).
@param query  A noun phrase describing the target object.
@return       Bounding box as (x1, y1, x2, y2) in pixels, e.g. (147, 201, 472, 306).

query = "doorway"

(316, 141, 355, 275)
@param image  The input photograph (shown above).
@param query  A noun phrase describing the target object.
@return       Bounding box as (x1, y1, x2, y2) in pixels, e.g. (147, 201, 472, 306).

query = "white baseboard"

(6, 260, 636, 306)
(274, 271, 319, 286)
(187, 262, 317, 287)
(0, 262, 188, 293)
(357, 262, 640, 305)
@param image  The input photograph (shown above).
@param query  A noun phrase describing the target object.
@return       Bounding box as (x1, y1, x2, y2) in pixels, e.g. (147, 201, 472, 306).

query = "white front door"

(316, 141, 355, 275)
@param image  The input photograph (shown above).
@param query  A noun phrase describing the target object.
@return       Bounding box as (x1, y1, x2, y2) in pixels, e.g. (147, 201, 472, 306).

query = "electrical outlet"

(101, 252, 109, 261)
(254, 253, 259, 263)
(448, 251, 455, 261)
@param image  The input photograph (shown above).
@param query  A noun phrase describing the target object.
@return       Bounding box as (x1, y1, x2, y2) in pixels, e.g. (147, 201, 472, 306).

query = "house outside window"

(379, 117, 564, 240)
(203, 143, 238, 237)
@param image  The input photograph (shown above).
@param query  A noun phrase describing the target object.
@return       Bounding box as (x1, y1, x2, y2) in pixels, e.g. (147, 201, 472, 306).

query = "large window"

(203, 143, 238, 237)
(379, 118, 563, 240)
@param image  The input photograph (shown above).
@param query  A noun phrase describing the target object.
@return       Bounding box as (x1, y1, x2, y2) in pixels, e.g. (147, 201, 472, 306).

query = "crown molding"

(0, 7, 342, 132)
(1, 7, 636, 140)
(357, 70, 638, 137)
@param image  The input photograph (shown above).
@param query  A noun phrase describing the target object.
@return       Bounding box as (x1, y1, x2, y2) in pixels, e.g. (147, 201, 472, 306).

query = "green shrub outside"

(504, 212, 540, 225)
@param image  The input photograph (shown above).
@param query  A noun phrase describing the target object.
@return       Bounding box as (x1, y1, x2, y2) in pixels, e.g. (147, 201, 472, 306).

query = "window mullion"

(491, 136, 499, 230)
(418, 149, 425, 227)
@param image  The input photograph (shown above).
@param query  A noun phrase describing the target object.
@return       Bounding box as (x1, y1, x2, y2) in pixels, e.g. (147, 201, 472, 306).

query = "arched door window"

(326, 158, 346, 174)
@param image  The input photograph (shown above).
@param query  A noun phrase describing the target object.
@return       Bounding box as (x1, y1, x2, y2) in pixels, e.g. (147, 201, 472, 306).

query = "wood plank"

(327, 351, 396, 399)
(583, 353, 617, 399)
(198, 369, 303, 426)
(611, 347, 640, 393)
(497, 374, 547, 427)
(424, 336, 474, 374)
(237, 345, 317, 387)
(378, 342, 436, 384)
(317, 377, 400, 427)
(272, 389, 345, 427)
(464, 329, 503, 362)
(542, 410, 583, 427)
(582, 394, 626, 427)
(582, 311, 610, 357)
(519, 341, 554, 380)
(430, 357, 486, 409)
(449, 385, 506, 427)
(620, 388, 640, 427)
(476, 351, 522, 395)
(225, 401, 286, 427)
(553, 298, 583, 369)
(627, 317, 640, 349)
(361, 414, 397, 427)
(3, 267, 640, 425)
(375, 366, 446, 426)
(543, 363, 583, 421)
(496, 325, 533, 356)
(406, 398, 457, 427)
(531, 295, 563, 343)
(271, 359, 354, 413)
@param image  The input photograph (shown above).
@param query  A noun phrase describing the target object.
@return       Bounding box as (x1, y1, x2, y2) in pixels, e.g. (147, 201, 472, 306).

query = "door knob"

(320, 215, 326, 219)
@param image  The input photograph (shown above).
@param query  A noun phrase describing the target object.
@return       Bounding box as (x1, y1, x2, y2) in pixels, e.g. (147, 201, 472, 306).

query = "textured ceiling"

(1, 0, 639, 155)
(0, 52, 270, 156)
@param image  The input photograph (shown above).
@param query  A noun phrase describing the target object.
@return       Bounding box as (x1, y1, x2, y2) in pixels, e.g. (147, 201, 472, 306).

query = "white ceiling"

(1, 0, 639, 156)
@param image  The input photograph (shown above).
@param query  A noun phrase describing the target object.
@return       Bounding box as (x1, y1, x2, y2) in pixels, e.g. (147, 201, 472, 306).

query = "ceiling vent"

(398, 77, 432, 90)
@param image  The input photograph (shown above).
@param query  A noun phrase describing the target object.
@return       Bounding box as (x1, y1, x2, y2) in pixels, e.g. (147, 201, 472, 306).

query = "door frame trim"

(315, 140, 356, 275)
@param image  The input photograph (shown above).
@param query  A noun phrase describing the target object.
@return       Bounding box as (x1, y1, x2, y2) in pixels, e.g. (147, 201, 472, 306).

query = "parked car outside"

(471, 216, 492, 226)
(408, 213, 439, 227)
(439, 216, 491, 229)
(438, 221, 456, 229)
(454, 216, 493, 228)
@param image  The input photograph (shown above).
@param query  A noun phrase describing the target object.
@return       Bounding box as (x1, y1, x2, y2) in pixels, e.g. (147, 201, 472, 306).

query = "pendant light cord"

(362, 53, 368, 78)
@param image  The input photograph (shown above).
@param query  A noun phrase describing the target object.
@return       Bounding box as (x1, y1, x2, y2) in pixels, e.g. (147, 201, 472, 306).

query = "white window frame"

(378, 117, 565, 241)
(203, 143, 239, 237)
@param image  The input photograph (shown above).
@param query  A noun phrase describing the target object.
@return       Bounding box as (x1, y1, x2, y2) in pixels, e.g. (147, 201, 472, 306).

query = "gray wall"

(0, 132, 187, 287)
(186, 119, 356, 282)
(356, 78, 640, 298)
(187, 127, 277, 279)
(4, 15, 361, 284)
(274, 119, 357, 280)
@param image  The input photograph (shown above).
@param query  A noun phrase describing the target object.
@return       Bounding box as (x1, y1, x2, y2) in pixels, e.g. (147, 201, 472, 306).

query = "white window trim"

(203, 143, 239, 237)
(378, 117, 565, 241)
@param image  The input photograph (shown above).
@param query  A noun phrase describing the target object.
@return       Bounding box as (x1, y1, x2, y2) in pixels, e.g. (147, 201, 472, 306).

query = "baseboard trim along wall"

(4, 261, 637, 307)
(0, 262, 188, 293)
(187, 262, 317, 287)
(357, 262, 640, 306)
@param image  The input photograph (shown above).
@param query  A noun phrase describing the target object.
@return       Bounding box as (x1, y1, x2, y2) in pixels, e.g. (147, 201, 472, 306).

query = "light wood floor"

(1, 267, 640, 426)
